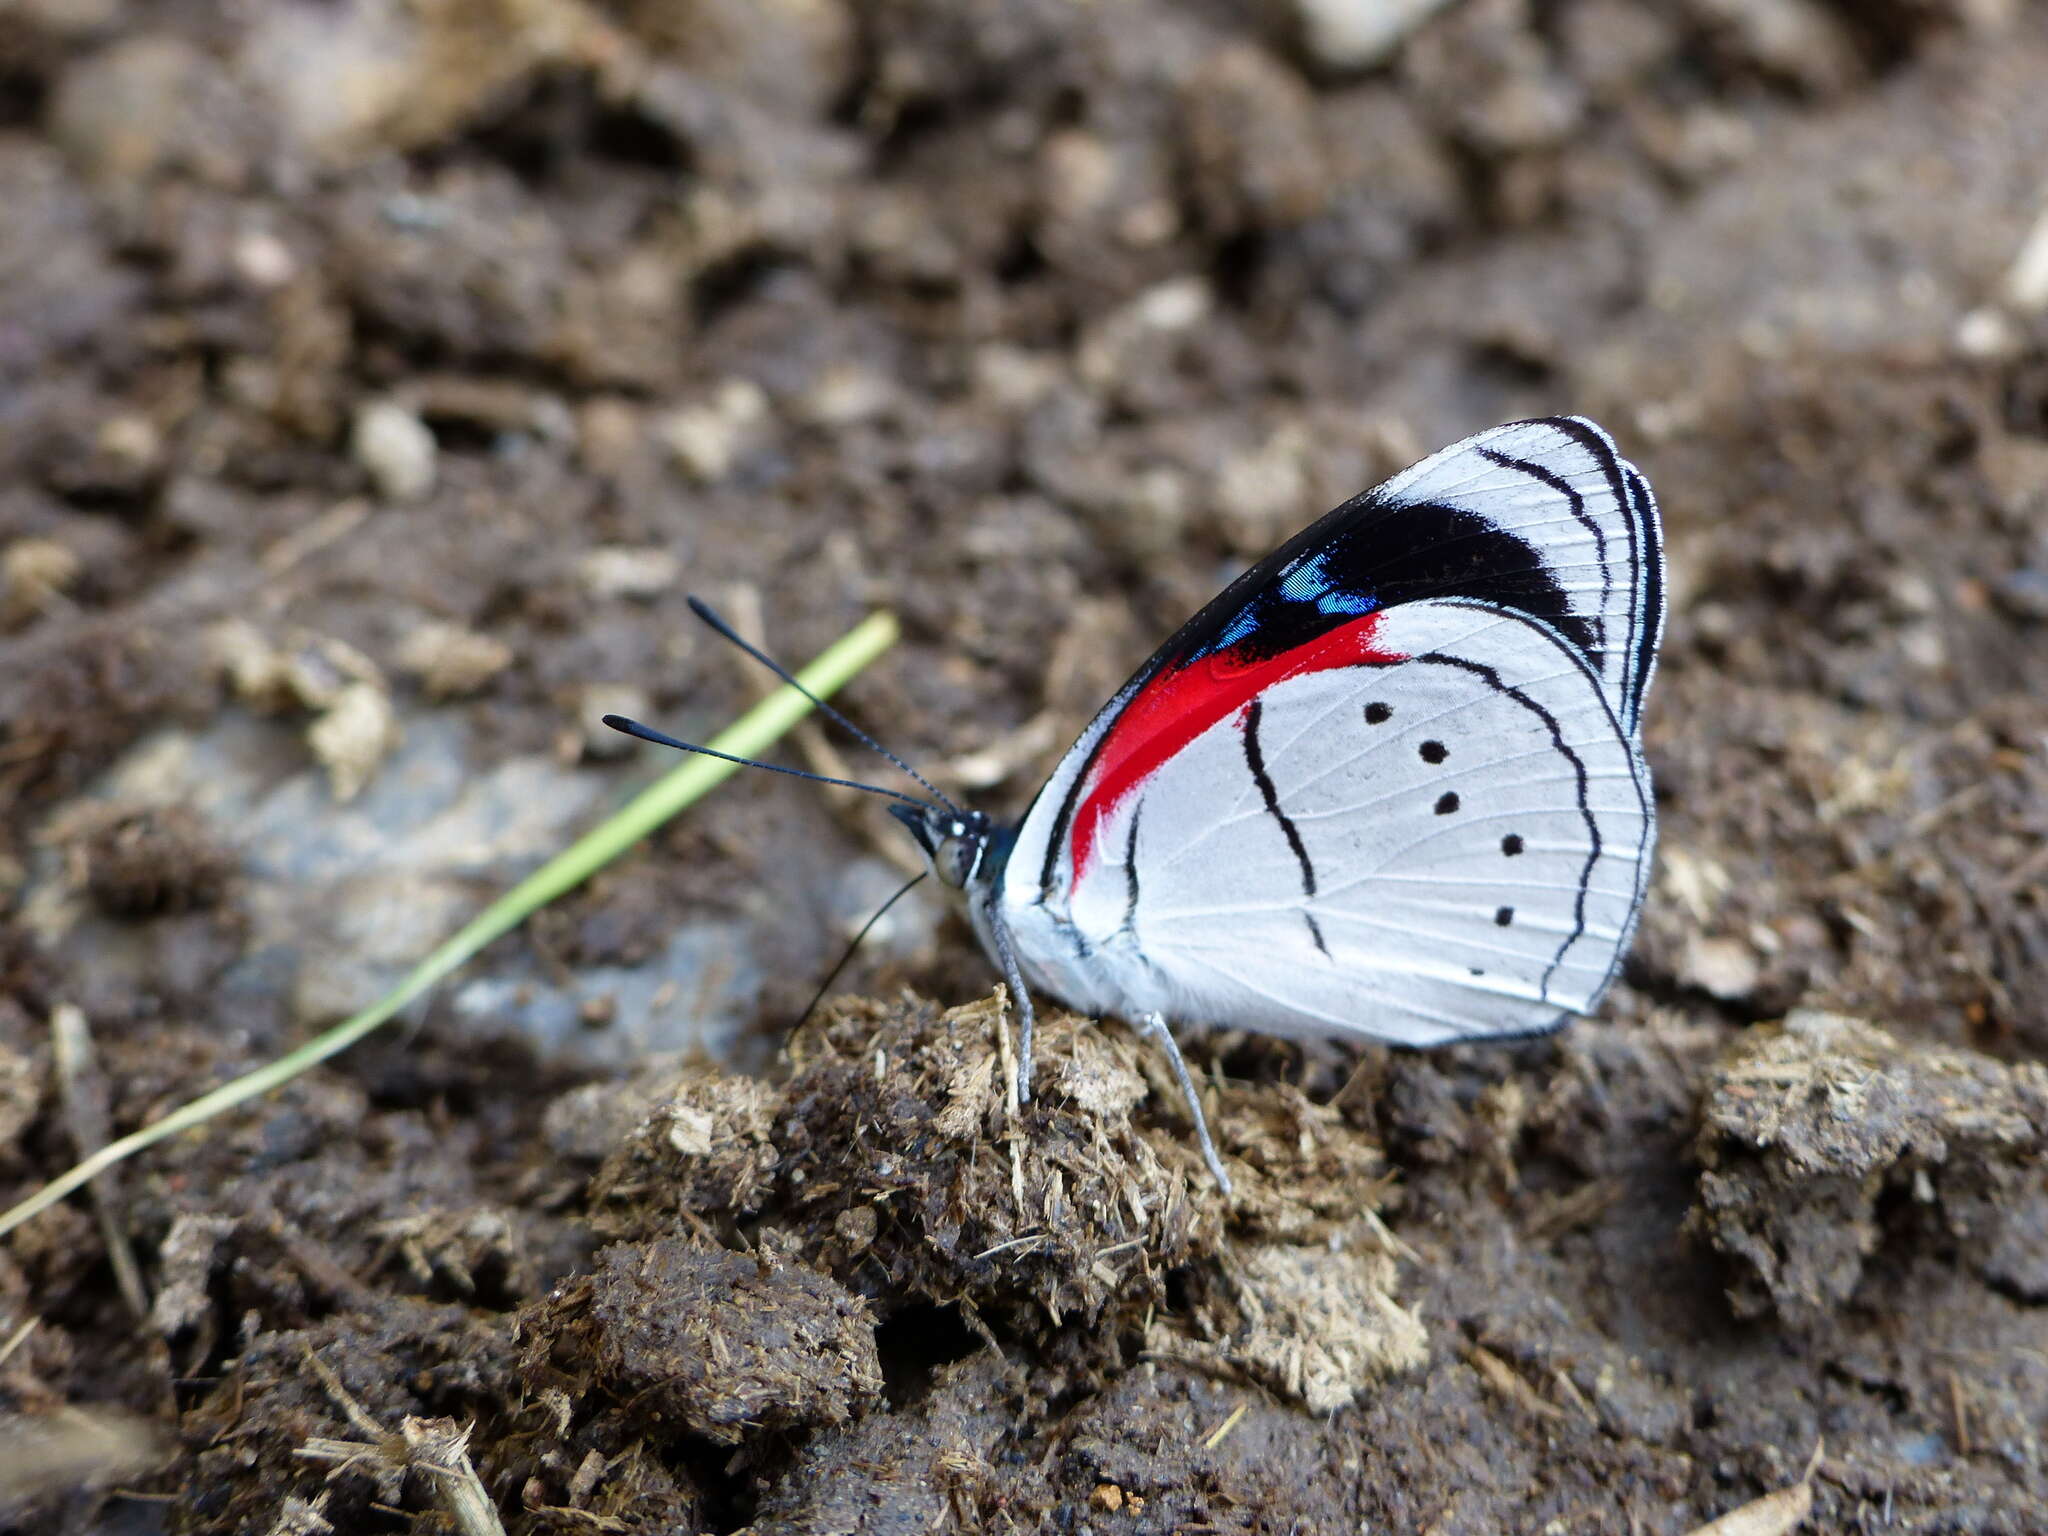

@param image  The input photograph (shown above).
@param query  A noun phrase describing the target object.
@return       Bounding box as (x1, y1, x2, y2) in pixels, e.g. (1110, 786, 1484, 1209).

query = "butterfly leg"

(981, 894, 1038, 1106)
(1136, 1013, 1233, 1195)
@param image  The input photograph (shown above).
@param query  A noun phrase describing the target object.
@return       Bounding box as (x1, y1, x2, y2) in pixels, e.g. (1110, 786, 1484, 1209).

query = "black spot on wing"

(1411, 649, 1601, 1002)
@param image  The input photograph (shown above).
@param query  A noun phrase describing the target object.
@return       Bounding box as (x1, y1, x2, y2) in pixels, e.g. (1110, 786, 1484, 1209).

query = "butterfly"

(613, 417, 1663, 1192)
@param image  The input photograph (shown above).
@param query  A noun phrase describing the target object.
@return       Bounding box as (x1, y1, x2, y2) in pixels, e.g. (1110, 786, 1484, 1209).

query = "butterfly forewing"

(1006, 417, 1662, 915)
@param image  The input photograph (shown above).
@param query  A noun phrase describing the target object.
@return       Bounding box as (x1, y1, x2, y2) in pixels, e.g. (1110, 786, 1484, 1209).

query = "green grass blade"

(0, 610, 900, 1241)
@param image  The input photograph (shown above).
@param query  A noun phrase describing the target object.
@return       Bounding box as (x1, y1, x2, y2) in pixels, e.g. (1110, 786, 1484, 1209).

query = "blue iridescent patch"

(1205, 608, 1260, 653)
(1280, 550, 1376, 615)
(1186, 549, 1378, 663)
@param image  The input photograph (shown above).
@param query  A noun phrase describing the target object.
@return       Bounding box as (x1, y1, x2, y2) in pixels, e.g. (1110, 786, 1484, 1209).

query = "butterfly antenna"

(602, 716, 938, 810)
(792, 871, 929, 1032)
(688, 596, 960, 814)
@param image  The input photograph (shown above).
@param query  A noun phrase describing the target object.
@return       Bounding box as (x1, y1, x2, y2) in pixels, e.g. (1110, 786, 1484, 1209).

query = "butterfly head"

(889, 803, 996, 890)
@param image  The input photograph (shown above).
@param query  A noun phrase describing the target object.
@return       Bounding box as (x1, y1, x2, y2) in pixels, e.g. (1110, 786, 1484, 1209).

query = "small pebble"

(1113, 465, 1192, 562)
(578, 397, 643, 477)
(1214, 426, 1312, 555)
(1038, 129, 1119, 223)
(281, 633, 383, 712)
(97, 413, 161, 470)
(2, 537, 83, 623)
(1954, 306, 2019, 360)
(1295, 0, 1456, 70)
(577, 547, 680, 601)
(307, 680, 401, 802)
(1679, 935, 1762, 1003)
(657, 379, 770, 482)
(395, 621, 514, 699)
(1994, 568, 2048, 622)
(832, 1205, 877, 1252)
(1078, 278, 1212, 391)
(233, 229, 297, 289)
(971, 345, 1063, 412)
(797, 364, 894, 428)
(352, 400, 438, 502)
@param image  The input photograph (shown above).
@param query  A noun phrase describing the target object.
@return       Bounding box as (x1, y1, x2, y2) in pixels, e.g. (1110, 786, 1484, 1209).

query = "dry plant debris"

(0, 1406, 171, 1517)
(520, 1237, 882, 1446)
(1689, 1010, 2048, 1322)
(1681, 1441, 1824, 1536)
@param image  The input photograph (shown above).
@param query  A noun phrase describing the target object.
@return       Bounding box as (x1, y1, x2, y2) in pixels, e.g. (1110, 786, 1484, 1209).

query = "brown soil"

(3, 1, 2046, 1531)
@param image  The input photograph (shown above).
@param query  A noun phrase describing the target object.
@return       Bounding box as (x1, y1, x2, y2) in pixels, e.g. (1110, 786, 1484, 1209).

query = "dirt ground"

(2, 1, 2047, 1531)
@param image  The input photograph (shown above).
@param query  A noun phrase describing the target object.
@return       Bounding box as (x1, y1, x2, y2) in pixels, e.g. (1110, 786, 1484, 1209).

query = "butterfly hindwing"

(998, 598, 1653, 1045)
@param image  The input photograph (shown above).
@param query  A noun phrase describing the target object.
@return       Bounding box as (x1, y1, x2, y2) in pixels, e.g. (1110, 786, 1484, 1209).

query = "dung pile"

(499, 992, 1425, 1525)
(1689, 1009, 2048, 1323)
(569, 991, 1421, 1406)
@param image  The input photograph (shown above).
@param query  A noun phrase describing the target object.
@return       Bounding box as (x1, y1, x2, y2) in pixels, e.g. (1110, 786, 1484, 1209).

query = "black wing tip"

(1500, 411, 1605, 433)
(1513, 413, 1623, 457)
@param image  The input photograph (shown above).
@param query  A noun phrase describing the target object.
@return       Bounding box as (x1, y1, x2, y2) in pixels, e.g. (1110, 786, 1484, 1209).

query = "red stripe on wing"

(1069, 611, 1403, 883)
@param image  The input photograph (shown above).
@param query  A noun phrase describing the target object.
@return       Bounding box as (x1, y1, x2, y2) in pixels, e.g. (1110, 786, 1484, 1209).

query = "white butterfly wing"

(997, 598, 1653, 1045)
(1371, 417, 1664, 735)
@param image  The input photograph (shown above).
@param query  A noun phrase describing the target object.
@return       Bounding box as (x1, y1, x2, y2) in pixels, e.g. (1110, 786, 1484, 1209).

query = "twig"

(300, 1343, 385, 1440)
(0, 1316, 39, 1369)
(1551, 1368, 1600, 1428)
(296, 1345, 506, 1536)
(1467, 1344, 1567, 1422)
(992, 988, 1028, 1210)
(1200, 1402, 1249, 1450)
(260, 499, 372, 576)
(401, 1417, 505, 1536)
(1523, 1178, 1623, 1243)
(49, 1004, 149, 1321)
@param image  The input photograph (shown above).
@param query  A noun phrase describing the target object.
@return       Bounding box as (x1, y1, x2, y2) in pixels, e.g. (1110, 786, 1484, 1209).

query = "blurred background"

(2, 0, 2046, 1529)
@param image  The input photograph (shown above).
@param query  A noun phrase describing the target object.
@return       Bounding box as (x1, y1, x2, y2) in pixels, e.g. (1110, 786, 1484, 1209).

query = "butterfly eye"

(927, 828, 983, 889)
